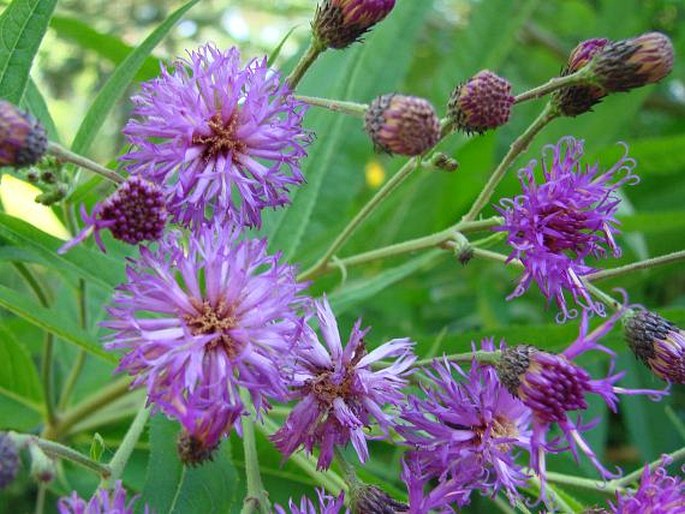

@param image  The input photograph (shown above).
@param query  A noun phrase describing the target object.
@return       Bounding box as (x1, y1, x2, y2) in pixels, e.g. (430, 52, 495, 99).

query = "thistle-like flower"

(398, 340, 532, 507)
(496, 310, 665, 487)
(447, 70, 514, 133)
(593, 32, 674, 92)
(271, 297, 415, 470)
(554, 38, 610, 117)
(104, 224, 308, 456)
(57, 481, 151, 514)
(58, 176, 167, 254)
(364, 94, 440, 156)
(275, 489, 348, 514)
(313, 0, 396, 50)
(495, 136, 638, 322)
(624, 310, 685, 384)
(122, 44, 310, 228)
(0, 100, 47, 168)
(609, 456, 685, 513)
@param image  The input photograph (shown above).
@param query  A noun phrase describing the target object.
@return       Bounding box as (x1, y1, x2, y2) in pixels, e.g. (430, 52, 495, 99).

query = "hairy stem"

(544, 470, 622, 495)
(295, 95, 368, 117)
(240, 391, 271, 514)
(47, 142, 124, 184)
(101, 404, 149, 488)
(514, 67, 592, 104)
(286, 39, 325, 89)
(587, 249, 685, 282)
(413, 350, 502, 368)
(462, 103, 558, 222)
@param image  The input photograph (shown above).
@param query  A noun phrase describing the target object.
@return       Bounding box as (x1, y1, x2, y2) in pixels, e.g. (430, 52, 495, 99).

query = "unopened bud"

(624, 310, 685, 384)
(0, 433, 19, 489)
(351, 483, 408, 514)
(553, 38, 610, 117)
(313, 0, 395, 50)
(29, 444, 55, 484)
(177, 431, 219, 467)
(0, 100, 47, 168)
(447, 70, 514, 133)
(364, 94, 440, 156)
(429, 152, 459, 172)
(593, 32, 674, 92)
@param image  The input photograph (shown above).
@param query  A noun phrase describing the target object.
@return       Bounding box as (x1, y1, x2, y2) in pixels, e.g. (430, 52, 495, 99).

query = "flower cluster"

(496, 136, 638, 322)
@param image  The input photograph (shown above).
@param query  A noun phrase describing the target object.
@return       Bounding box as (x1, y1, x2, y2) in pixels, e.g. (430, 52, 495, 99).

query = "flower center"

(184, 299, 241, 358)
(305, 342, 367, 406)
(192, 112, 246, 162)
(540, 206, 594, 255)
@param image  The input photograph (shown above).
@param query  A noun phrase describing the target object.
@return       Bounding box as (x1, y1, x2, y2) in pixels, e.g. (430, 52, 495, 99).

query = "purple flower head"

(496, 309, 667, 490)
(57, 481, 151, 514)
(0, 100, 47, 168)
(58, 176, 167, 254)
(271, 297, 415, 470)
(610, 456, 685, 513)
(275, 489, 348, 514)
(495, 136, 639, 322)
(104, 223, 308, 452)
(448, 70, 514, 133)
(398, 339, 532, 507)
(314, 0, 396, 50)
(122, 44, 310, 229)
(402, 455, 471, 514)
(554, 39, 610, 116)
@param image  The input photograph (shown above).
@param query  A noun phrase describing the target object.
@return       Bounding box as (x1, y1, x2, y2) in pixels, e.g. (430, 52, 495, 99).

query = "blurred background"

(0, 0, 684, 512)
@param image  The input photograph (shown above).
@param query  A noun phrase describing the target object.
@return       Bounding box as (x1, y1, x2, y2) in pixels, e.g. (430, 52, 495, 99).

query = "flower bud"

(553, 38, 610, 117)
(447, 70, 514, 133)
(177, 431, 220, 467)
(29, 444, 55, 484)
(364, 94, 440, 156)
(593, 32, 674, 92)
(0, 433, 19, 489)
(313, 0, 395, 50)
(624, 310, 685, 384)
(350, 483, 408, 514)
(0, 100, 47, 168)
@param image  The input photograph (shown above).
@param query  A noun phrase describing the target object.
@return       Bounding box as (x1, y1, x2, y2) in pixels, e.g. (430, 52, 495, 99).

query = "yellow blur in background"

(365, 159, 386, 189)
(0, 175, 70, 240)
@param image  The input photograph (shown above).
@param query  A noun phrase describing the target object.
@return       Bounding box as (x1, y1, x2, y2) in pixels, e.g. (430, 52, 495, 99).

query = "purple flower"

(398, 339, 532, 508)
(275, 489, 348, 514)
(495, 309, 666, 490)
(402, 455, 470, 514)
(271, 297, 415, 470)
(57, 481, 150, 514)
(104, 224, 308, 452)
(610, 456, 685, 513)
(58, 176, 167, 254)
(122, 44, 310, 228)
(495, 136, 638, 322)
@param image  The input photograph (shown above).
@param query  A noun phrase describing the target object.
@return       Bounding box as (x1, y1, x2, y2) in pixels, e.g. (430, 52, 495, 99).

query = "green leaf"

(0, 0, 57, 103)
(141, 415, 240, 514)
(21, 78, 60, 141)
(267, 25, 298, 67)
(70, 0, 200, 155)
(619, 134, 685, 176)
(50, 15, 160, 81)
(0, 283, 115, 362)
(0, 213, 124, 290)
(0, 323, 43, 409)
(620, 211, 685, 234)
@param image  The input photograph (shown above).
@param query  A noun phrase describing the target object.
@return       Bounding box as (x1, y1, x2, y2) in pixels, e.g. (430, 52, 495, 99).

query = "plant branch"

(414, 350, 502, 368)
(461, 103, 558, 222)
(612, 446, 685, 488)
(514, 67, 592, 104)
(286, 39, 325, 89)
(240, 390, 271, 514)
(101, 404, 149, 488)
(47, 142, 124, 185)
(586, 249, 685, 282)
(543, 470, 622, 495)
(295, 95, 368, 117)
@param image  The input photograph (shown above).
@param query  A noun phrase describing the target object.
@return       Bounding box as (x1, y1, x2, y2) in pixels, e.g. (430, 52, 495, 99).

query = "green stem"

(101, 404, 149, 488)
(9, 432, 111, 478)
(59, 279, 88, 409)
(298, 157, 421, 281)
(47, 142, 124, 185)
(286, 39, 325, 89)
(334, 447, 360, 488)
(472, 247, 520, 266)
(583, 281, 622, 312)
(414, 350, 502, 368)
(528, 476, 574, 514)
(612, 446, 685, 488)
(586, 249, 685, 282)
(544, 470, 621, 495)
(462, 103, 558, 222)
(48, 376, 132, 439)
(514, 67, 593, 104)
(295, 95, 368, 117)
(35, 484, 46, 514)
(240, 391, 271, 514)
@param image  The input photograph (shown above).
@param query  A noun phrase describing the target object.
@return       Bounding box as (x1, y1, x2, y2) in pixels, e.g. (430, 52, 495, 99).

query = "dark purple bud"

(350, 483, 408, 513)
(624, 310, 685, 384)
(593, 32, 674, 92)
(0, 433, 19, 489)
(313, 0, 395, 49)
(0, 100, 47, 168)
(177, 431, 220, 468)
(448, 70, 514, 133)
(364, 94, 440, 156)
(497, 345, 591, 423)
(554, 38, 610, 117)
